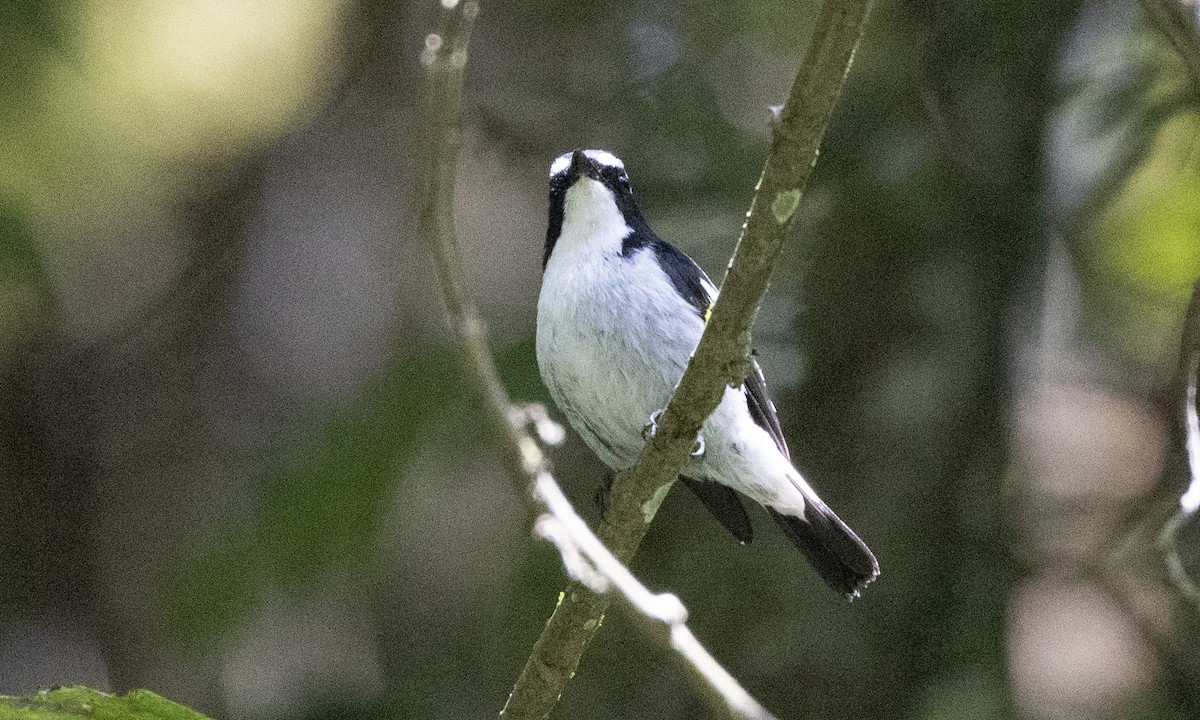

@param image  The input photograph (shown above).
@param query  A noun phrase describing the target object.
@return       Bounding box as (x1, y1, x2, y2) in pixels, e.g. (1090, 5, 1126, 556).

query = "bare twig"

(532, 476, 777, 720)
(415, 1, 780, 718)
(1140, 0, 1200, 97)
(502, 0, 876, 717)
(418, 0, 532, 483)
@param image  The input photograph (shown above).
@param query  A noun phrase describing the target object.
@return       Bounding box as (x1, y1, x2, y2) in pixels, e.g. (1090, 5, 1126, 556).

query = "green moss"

(0, 687, 211, 720)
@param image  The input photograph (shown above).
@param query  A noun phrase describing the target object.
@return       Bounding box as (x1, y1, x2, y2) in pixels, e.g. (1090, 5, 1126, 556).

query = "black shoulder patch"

(617, 233, 785, 458)
(620, 234, 713, 320)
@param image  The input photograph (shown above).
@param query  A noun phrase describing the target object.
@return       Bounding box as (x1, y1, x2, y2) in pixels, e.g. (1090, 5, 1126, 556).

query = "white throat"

(553, 178, 630, 260)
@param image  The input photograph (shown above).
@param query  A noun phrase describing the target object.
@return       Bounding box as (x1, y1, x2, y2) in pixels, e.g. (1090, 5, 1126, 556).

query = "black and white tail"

(770, 495, 878, 598)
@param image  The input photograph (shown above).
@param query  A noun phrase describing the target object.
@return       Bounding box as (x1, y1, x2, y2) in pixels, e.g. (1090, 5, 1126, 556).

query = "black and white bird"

(536, 149, 879, 597)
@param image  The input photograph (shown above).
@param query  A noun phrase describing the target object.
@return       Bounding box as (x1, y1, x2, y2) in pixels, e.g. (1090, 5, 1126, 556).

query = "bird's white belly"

(537, 248, 700, 469)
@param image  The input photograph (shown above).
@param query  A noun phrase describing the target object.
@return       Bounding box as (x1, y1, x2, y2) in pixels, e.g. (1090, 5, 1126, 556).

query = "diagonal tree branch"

(502, 1, 876, 717)
(415, 1, 781, 718)
(532, 475, 777, 720)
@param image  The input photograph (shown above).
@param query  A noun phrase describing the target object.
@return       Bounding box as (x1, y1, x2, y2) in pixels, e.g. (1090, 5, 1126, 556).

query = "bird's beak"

(568, 149, 598, 180)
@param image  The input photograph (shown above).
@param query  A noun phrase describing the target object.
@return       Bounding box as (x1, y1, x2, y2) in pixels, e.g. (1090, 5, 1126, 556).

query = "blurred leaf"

(0, 0, 76, 109)
(0, 686, 211, 720)
(0, 199, 55, 364)
(1101, 175, 1200, 293)
(0, 0, 70, 48)
(1140, 0, 1200, 97)
(1162, 512, 1200, 604)
(0, 199, 49, 287)
(1088, 110, 1200, 318)
(915, 672, 1006, 720)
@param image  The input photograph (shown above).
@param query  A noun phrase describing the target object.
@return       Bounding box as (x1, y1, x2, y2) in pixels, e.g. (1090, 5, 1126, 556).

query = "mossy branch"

(501, 1, 875, 718)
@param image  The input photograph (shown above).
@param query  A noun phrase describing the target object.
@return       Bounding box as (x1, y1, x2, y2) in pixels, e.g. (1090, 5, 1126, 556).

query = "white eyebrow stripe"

(549, 152, 572, 177)
(583, 149, 623, 169)
(548, 149, 627, 178)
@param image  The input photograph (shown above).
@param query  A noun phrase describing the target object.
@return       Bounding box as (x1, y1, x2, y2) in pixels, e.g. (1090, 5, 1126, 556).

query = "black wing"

(631, 235, 791, 461)
(643, 236, 792, 460)
(744, 356, 789, 460)
(622, 234, 798, 543)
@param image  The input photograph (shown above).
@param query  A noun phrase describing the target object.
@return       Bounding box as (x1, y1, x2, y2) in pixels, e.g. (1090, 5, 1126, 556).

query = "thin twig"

(418, 0, 531, 482)
(532, 475, 777, 720)
(414, 1, 780, 718)
(501, 1, 876, 717)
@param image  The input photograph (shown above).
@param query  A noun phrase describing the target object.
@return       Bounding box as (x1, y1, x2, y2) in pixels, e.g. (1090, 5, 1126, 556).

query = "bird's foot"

(641, 409, 665, 440)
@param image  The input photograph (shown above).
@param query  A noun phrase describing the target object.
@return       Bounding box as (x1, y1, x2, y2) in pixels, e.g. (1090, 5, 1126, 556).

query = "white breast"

(537, 241, 704, 469)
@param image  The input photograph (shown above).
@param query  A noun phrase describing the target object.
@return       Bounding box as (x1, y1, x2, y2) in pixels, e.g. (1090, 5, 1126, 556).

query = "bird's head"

(543, 149, 649, 268)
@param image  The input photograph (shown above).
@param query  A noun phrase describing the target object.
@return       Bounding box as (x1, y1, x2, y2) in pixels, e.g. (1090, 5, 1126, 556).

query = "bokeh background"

(3, 0, 1200, 718)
